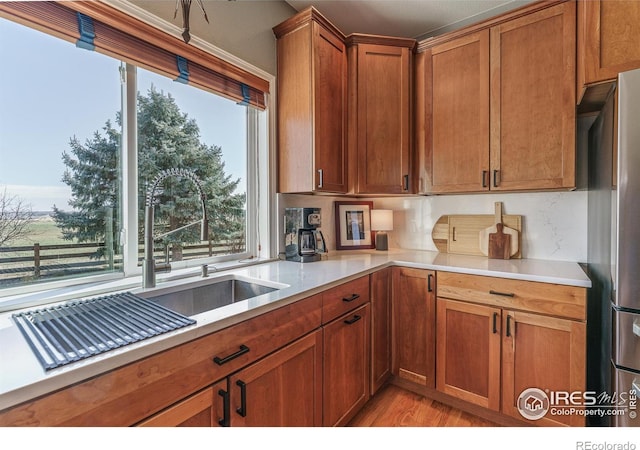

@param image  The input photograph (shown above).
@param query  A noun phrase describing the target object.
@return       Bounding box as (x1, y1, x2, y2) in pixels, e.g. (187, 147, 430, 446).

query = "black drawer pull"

(342, 294, 360, 303)
(428, 273, 434, 292)
(213, 344, 249, 365)
(492, 312, 498, 334)
(344, 315, 362, 325)
(493, 169, 499, 187)
(489, 290, 515, 297)
(482, 170, 488, 188)
(506, 315, 513, 337)
(236, 380, 247, 417)
(218, 388, 230, 427)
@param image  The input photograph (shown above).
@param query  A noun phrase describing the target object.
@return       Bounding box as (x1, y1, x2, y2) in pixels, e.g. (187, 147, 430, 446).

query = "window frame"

(0, 2, 275, 306)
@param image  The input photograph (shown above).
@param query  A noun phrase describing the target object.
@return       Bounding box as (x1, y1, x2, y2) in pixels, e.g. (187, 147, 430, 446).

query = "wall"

(130, 0, 296, 75)
(279, 191, 588, 263)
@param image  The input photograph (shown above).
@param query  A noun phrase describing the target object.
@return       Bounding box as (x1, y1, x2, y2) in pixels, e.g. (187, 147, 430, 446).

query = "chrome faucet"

(143, 169, 209, 288)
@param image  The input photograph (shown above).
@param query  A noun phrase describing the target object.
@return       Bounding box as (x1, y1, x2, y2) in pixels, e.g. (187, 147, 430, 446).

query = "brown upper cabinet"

(577, 0, 640, 104)
(417, 1, 576, 193)
(273, 8, 348, 194)
(417, 31, 490, 193)
(346, 35, 415, 194)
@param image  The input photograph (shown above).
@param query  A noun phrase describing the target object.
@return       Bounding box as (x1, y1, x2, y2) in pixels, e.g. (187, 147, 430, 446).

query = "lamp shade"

(371, 209, 393, 231)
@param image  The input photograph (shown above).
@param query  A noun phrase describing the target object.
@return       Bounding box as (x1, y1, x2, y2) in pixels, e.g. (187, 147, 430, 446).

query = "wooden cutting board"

(489, 223, 512, 259)
(432, 214, 522, 258)
(480, 202, 519, 258)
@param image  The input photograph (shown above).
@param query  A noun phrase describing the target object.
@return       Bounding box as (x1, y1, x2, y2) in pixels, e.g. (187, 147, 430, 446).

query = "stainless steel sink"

(142, 276, 282, 317)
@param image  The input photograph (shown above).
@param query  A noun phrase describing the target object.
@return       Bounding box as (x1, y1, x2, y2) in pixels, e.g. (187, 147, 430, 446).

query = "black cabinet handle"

(342, 294, 360, 303)
(482, 170, 488, 188)
(489, 290, 515, 297)
(493, 169, 499, 187)
(218, 388, 230, 427)
(506, 315, 512, 337)
(428, 274, 434, 292)
(236, 380, 247, 417)
(403, 174, 409, 191)
(213, 344, 250, 365)
(344, 315, 362, 325)
(492, 312, 498, 334)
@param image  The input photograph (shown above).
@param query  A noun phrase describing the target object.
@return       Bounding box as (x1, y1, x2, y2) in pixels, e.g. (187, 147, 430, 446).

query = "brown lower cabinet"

(370, 268, 392, 394)
(228, 330, 323, 426)
(1, 269, 588, 428)
(392, 267, 436, 387)
(138, 381, 227, 427)
(436, 296, 586, 427)
(501, 310, 586, 427)
(322, 303, 370, 426)
(139, 330, 323, 427)
(436, 298, 501, 411)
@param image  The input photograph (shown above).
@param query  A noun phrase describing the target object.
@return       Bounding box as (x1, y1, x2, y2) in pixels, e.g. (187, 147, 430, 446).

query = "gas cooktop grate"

(12, 292, 196, 371)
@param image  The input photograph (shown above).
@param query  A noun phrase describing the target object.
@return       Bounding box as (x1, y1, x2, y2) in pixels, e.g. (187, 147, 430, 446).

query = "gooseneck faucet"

(143, 169, 209, 288)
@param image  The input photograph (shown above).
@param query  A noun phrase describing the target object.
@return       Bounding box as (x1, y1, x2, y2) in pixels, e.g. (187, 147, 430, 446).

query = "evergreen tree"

(52, 122, 120, 259)
(53, 86, 246, 261)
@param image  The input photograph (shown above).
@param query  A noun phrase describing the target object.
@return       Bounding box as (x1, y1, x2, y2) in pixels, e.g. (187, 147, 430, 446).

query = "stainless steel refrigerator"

(587, 67, 640, 427)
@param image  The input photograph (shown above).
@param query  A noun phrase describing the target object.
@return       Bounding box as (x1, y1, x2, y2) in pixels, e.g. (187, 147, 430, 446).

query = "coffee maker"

(284, 207, 327, 262)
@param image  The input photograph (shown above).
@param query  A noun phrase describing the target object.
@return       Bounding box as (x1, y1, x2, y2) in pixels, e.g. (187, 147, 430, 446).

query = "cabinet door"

(229, 330, 322, 427)
(428, 30, 489, 193)
(579, 0, 640, 90)
(392, 267, 436, 387)
(502, 310, 586, 427)
(323, 303, 370, 426)
(276, 15, 347, 194)
(436, 298, 501, 410)
(313, 22, 348, 193)
(371, 268, 391, 394)
(137, 381, 226, 427)
(354, 44, 411, 194)
(490, 2, 576, 191)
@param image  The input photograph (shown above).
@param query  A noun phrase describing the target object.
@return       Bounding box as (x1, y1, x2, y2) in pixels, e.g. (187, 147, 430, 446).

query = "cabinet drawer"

(0, 294, 322, 426)
(322, 275, 370, 324)
(437, 272, 586, 321)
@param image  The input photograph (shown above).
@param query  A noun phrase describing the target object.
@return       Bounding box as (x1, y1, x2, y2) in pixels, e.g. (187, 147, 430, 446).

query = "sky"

(0, 17, 246, 212)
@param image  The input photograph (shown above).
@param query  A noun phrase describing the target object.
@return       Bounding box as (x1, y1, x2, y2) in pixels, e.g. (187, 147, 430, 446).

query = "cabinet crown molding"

(345, 33, 416, 50)
(272, 6, 345, 40)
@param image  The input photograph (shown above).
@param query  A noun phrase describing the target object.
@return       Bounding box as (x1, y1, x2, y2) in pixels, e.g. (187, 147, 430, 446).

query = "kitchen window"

(0, 3, 269, 303)
(0, 17, 124, 291)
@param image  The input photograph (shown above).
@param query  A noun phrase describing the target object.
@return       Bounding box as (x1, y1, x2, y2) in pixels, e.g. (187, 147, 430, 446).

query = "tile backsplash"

(278, 190, 587, 262)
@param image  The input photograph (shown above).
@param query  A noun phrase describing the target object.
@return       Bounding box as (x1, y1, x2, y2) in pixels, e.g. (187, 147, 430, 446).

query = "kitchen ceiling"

(285, 0, 536, 40)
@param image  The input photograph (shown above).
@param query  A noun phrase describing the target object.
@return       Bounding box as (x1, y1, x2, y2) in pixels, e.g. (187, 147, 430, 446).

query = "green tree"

(53, 86, 246, 261)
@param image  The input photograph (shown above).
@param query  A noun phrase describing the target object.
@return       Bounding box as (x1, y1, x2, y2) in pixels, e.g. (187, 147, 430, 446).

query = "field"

(11, 214, 68, 246)
(0, 214, 243, 285)
(0, 214, 110, 285)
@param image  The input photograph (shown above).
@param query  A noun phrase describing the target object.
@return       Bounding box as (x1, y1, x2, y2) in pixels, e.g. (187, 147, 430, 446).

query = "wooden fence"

(0, 240, 244, 285)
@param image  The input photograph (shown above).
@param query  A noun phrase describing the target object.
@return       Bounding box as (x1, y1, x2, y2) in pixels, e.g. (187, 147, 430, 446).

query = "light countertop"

(0, 249, 591, 411)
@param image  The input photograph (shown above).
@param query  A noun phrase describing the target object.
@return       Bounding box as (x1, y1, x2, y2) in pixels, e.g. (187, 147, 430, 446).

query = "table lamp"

(371, 209, 393, 251)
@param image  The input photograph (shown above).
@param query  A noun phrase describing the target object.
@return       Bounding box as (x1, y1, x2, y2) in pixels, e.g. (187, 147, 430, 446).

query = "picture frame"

(334, 201, 375, 250)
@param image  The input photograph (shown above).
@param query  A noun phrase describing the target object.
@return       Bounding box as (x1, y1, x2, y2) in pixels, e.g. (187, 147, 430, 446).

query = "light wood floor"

(348, 384, 499, 427)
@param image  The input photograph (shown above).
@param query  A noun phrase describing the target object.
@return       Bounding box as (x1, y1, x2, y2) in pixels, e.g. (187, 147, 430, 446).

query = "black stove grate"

(12, 292, 196, 371)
